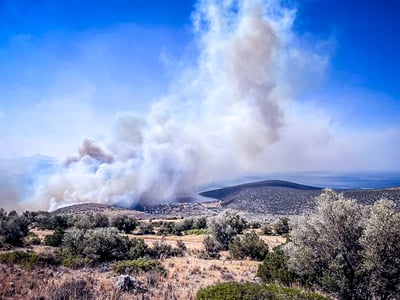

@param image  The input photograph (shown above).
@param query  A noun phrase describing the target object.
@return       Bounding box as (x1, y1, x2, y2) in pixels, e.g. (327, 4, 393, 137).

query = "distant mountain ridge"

(200, 179, 400, 215)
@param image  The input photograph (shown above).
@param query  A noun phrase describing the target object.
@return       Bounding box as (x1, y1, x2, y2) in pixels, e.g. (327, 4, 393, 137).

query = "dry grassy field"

(0, 228, 286, 300)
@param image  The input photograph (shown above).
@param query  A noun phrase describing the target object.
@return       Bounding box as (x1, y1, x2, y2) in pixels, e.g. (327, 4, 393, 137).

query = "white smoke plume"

(32, 0, 328, 211)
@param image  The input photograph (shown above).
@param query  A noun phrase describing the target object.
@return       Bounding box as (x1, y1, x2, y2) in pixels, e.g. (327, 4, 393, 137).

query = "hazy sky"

(0, 0, 399, 167)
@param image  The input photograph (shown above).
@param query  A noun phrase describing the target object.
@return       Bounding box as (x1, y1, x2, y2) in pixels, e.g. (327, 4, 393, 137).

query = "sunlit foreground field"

(0, 226, 288, 299)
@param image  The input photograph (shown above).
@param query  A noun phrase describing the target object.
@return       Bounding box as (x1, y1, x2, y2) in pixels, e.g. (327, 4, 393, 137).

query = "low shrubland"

(196, 282, 329, 300)
(113, 259, 167, 276)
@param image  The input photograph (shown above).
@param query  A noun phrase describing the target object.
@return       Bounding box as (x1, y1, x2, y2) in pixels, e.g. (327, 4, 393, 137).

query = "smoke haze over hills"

(0, 0, 399, 211)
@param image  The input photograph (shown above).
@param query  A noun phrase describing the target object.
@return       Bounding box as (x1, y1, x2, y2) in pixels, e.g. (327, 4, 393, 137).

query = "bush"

(59, 255, 93, 269)
(196, 282, 329, 300)
(82, 228, 130, 262)
(62, 228, 87, 256)
(185, 228, 209, 235)
(257, 246, 297, 286)
(137, 222, 154, 235)
(113, 259, 167, 276)
(229, 231, 269, 261)
(150, 240, 184, 259)
(273, 217, 290, 235)
(26, 232, 41, 245)
(34, 213, 71, 230)
(200, 235, 222, 259)
(73, 213, 109, 230)
(193, 217, 207, 229)
(248, 221, 261, 229)
(261, 223, 273, 235)
(44, 228, 65, 247)
(0, 210, 30, 247)
(0, 251, 59, 269)
(157, 222, 182, 236)
(208, 210, 246, 250)
(127, 238, 149, 260)
(111, 215, 137, 233)
(50, 278, 94, 300)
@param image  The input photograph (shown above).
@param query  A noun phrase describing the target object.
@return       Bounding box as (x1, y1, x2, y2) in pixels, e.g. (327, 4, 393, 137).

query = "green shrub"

(34, 213, 71, 230)
(82, 228, 130, 262)
(257, 246, 297, 286)
(0, 210, 30, 247)
(157, 222, 182, 236)
(200, 235, 221, 259)
(127, 238, 149, 259)
(44, 228, 65, 247)
(196, 282, 329, 300)
(185, 229, 209, 235)
(111, 215, 137, 233)
(273, 217, 290, 235)
(0, 251, 59, 269)
(113, 259, 167, 276)
(73, 213, 109, 230)
(137, 222, 155, 235)
(193, 217, 208, 229)
(208, 210, 246, 250)
(150, 240, 184, 258)
(62, 228, 87, 256)
(26, 232, 41, 245)
(248, 221, 262, 229)
(60, 255, 93, 269)
(261, 223, 274, 235)
(229, 231, 269, 261)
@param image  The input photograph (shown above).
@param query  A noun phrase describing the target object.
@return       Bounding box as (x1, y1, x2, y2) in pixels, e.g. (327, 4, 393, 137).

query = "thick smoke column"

(33, 0, 325, 211)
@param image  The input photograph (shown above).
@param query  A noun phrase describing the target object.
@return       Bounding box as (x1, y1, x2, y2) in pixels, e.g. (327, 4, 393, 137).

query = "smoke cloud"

(31, 0, 329, 211)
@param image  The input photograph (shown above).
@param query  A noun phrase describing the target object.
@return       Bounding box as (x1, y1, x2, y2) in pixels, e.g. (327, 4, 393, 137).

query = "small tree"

(0, 210, 30, 247)
(229, 231, 269, 261)
(44, 228, 65, 247)
(273, 217, 290, 235)
(208, 210, 246, 250)
(201, 235, 222, 259)
(286, 190, 367, 299)
(361, 199, 400, 299)
(111, 215, 138, 234)
(257, 246, 296, 286)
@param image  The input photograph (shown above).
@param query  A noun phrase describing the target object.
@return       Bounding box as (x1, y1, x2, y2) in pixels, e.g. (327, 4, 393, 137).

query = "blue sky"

(0, 0, 399, 167)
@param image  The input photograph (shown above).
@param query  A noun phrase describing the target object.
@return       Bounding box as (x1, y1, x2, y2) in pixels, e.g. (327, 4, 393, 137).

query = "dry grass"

(0, 227, 286, 299)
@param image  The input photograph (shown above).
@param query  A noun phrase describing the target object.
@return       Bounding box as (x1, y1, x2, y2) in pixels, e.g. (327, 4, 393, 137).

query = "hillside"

(53, 180, 400, 218)
(200, 180, 400, 215)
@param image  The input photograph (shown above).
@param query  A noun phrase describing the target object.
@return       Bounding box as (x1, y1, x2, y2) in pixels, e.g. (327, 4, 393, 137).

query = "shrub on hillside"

(113, 259, 167, 276)
(200, 235, 222, 259)
(257, 246, 297, 286)
(208, 210, 246, 250)
(285, 190, 400, 299)
(196, 282, 329, 300)
(127, 238, 149, 260)
(229, 231, 269, 261)
(74, 213, 110, 229)
(150, 240, 184, 259)
(260, 223, 273, 235)
(137, 222, 154, 235)
(61, 228, 150, 264)
(44, 228, 65, 247)
(82, 228, 130, 262)
(111, 215, 137, 233)
(273, 217, 290, 235)
(0, 209, 30, 247)
(0, 251, 59, 269)
(34, 213, 71, 230)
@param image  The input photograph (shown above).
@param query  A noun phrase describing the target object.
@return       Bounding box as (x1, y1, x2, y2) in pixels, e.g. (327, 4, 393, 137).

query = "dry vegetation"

(0, 227, 285, 300)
